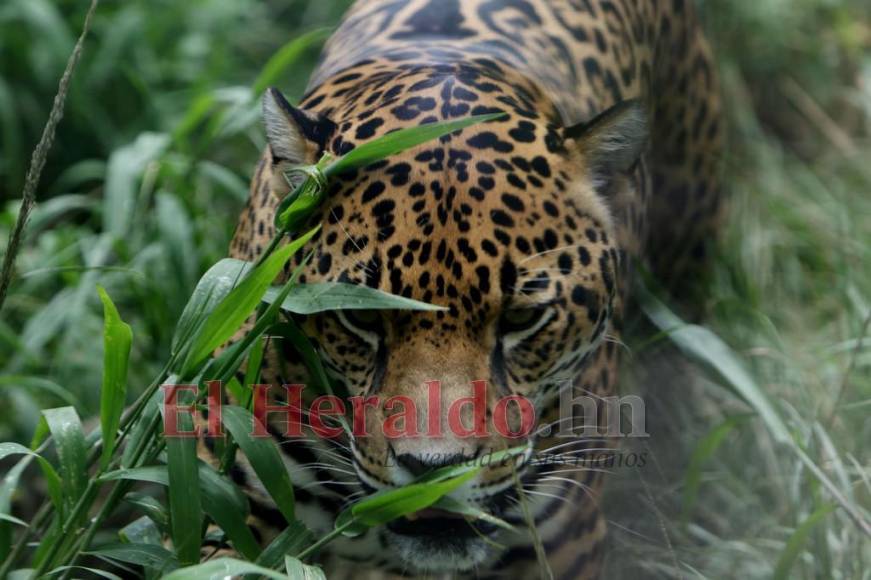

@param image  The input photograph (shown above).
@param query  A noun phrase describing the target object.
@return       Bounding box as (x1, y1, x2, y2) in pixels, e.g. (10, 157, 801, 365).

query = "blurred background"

(0, 0, 869, 577)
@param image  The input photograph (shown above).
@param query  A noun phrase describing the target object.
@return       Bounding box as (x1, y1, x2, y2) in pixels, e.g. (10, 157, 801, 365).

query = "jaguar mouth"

(384, 509, 496, 572)
(386, 507, 498, 537)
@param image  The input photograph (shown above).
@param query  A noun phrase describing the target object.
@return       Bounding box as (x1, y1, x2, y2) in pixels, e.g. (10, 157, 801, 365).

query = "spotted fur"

(218, 0, 722, 577)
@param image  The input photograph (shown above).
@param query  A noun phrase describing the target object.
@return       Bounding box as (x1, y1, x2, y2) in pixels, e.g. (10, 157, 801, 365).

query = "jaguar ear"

(262, 87, 336, 164)
(563, 100, 647, 177)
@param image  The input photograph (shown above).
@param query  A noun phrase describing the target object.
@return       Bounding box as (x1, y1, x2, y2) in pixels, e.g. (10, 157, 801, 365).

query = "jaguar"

(218, 0, 723, 577)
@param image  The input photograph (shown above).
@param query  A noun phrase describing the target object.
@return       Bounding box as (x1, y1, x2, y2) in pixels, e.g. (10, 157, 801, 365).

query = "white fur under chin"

(386, 531, 491, 573)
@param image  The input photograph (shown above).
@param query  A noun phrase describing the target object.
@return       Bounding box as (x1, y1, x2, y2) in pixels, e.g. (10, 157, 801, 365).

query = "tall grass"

(0, 0, 869, 578)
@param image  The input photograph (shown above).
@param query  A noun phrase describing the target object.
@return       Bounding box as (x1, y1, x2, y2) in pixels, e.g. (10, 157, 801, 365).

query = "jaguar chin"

(385, 509, 497, 572)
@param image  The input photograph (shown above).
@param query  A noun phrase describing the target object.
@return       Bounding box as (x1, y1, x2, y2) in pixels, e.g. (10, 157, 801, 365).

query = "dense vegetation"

(1, 0, 869, 577)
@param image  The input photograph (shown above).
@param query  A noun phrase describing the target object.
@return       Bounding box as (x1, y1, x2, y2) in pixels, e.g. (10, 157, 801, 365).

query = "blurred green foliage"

(0, 0, 350, 441)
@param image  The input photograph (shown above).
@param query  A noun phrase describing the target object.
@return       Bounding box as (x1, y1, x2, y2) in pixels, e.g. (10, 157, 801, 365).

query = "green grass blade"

(637, 285, 790, 441)
(285, 556, 326, 580)
(163, 558, 291, 580)
(349, 470, 478, 527)
(163, 389, 202, 565)
(122, 390, 161, 469)
(103, 133, 169, 238)
(182, 226, 319, 375)
(681, 415, 749, 523)
(197, 462, 262, 560)
(270, 322, 335, 397)
(432, 496, 515, 532)
(47, 566, 124, 580)
(100, 466, 169, 486)
(97, 286, 133, 469)
(85, 543, 178, 573)
(221, 405, 296, 524)
(0, 442, 42, 462)
(263, 282, 446, 315)
(0, 376, 78, 407)
(253, 28, 331, 95)
(42, 407, 87, 512)
(171, 259, 250, 355)
(773, 503, 837, 580)
(105, 463, 261, 560)
(120, 516, 164, 548)
(0, 444, 63, 537)
(324, 112, 506, 177)
(155, 193, 198, 297)
(639, 281, 871, 535)
(255, 521, 314, 569)
(0, 457, 30, 562)
(122, 495, 169, 531)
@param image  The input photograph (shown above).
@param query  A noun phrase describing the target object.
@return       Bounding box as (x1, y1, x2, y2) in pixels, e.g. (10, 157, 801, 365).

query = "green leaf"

(0, 442, 41, 462)
(638, 285, 790, 442)
(104, 132, 169, 238)
(264, 282, 445, 315)
(25, 193, 97, 240)
(163, 388, 202, 565)
(46, 566, 123, 580)
(156, 192, 198, 296)
(638, 281, 869, 532)
(86, 543, 178, 573)
(255, 520, 314, 569)
(432, 496, 515, 532)
(1, 455, 31, 562)
(349, 470, 478, 528)
(97, 286, 133, 469)
(0, 375, 78, 407)
(0, 514, 27, 527)
(197, 462, 262, 560)
(285, 556, 326, 580)
(101, 466, 170, 486)
(182, 226, 319, 374)
(0, 444, 62, 519)
(773, 504, 837, 580)
(270, 322, 335, 398)
(122, 390, 162, 468)
(120, 516, 164, 550)
(273, 161, 329, 232)
(414, 446, 527, 484)
(221, 405, 296, 524)
(171, 259, 250, 355)
(104, 463, 261, 561)
(681, 415, 749, 523)
(325, 112, 506, 177)
(42, 407, 88, 511)
(123, 496, 169, 531)
(205, 251, 312, 386)
(162, 558, 290, 580)
(253, 29, 331, 95)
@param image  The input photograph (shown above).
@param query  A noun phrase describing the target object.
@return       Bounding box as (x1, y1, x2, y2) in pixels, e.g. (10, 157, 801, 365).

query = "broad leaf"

(264, 282, 445, 315)
(86, 543, 178, 572)
(97, 286, 133, 468)
(162, 558, 290, 580)
(182, 226, 318, 374)
(164, 388, 202, 565)
(42, 407, 87, 512)
(221, 406, 296, 524)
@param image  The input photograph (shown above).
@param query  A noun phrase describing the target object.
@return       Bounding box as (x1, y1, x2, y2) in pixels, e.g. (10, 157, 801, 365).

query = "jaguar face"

(258, 81, 645, 571)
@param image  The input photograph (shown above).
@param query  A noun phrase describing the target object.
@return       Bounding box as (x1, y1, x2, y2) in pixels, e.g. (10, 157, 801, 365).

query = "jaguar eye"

(342, 309, 382, 332)
(499, 308, 547, 334)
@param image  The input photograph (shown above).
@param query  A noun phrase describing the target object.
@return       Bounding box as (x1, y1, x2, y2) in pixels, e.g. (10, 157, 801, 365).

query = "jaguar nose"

(394, 451, 474, 478)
